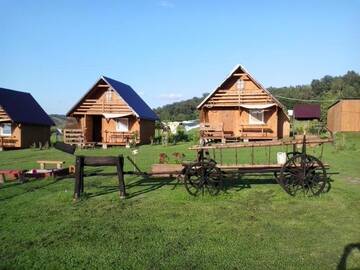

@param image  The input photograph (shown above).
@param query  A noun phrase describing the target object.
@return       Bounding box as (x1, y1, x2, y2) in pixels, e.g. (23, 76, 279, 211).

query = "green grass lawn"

(0, 134, 360, 269)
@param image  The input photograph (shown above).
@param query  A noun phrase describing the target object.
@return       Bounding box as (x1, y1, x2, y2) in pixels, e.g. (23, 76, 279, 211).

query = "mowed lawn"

(0, 134, 359, 269)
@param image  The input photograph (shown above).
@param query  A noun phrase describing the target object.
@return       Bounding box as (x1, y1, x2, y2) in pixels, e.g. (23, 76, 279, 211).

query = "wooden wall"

(327, 102, 342, 132)
(139, 119, 155, 144)
(20, 124, 51, 148)
(204, 74, 273, 107)
(278, 109, 291, 138)
(75, 115, 155, 143)
(0, 106, 11, 122)
(71, 79, 133, 116)
(1, 123, 51, 149)
(327, 100, 360, 132)
(205, 106, 278, 137)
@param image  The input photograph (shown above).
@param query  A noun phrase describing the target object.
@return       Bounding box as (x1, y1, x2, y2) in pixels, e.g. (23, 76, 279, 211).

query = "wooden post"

(220, 148, 223, 165)
(235, 148, 238, 165)
(74, 156, 84, 199)
(302, 135, 307, 154)
(251, 145, 254, 165)
(116, 156, 126, 199)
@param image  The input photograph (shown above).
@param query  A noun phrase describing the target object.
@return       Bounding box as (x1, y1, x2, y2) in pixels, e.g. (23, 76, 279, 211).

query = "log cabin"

(65, 76, 158, 146)
(197, 65, 290, 142)
(0, 88, 55, 149)
(327, 99, 360, 132)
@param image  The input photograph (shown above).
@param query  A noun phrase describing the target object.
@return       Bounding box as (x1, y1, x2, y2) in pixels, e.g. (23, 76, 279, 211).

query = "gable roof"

(102, 76, 159, 121)
(0, 87, 55, 126)
(67, 76, 159, 121)
(197, 64, 287, 113)
(328, 98, 360, 109)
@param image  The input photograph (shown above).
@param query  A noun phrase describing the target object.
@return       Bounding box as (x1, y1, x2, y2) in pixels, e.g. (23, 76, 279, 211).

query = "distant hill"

(154, 93, 208, 121)
(50, 114, 67, 128)
(154, 71, 360, 121)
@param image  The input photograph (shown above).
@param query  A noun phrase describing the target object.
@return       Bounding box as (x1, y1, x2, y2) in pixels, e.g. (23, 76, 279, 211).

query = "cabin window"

(0, 123, 12, 136)
(115, 118, 129, 132)
(249, 109, 264, 125)
(105, 90, 113, 102)
(236, 79, 245, 91)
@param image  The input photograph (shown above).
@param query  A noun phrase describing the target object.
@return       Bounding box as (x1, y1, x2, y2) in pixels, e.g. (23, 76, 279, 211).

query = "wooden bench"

(37, 160, 65, 169)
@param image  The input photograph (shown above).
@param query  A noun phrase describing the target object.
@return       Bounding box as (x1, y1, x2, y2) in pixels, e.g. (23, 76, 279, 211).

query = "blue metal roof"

(0, 88, 55, 126)
(102, 76, 159, 121)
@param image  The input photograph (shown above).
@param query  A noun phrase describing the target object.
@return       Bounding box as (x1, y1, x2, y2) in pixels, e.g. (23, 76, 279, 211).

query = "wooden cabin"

(65, 76, 158, 146)
(0, 88, 54, 150)
(197, 65, 290, 142)
(327, 99, 360, 132)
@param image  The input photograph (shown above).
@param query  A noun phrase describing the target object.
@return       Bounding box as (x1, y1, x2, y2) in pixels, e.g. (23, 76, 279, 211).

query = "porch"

(63, 128, 137, 147)
(200, 122, 276, 142)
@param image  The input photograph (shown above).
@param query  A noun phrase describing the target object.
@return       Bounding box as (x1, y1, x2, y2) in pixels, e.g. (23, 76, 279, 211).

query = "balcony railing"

(0, 137, 18, 149)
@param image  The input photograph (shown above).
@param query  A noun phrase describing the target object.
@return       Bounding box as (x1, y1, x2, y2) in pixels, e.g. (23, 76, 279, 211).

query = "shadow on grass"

(337, 243, 360, 270)
(223, 173, 278, 192)
(1, 169, 337, 202)
(83, 173, 280, 199)
(85, 176, 176, 199)
(0, 179, 62, 202)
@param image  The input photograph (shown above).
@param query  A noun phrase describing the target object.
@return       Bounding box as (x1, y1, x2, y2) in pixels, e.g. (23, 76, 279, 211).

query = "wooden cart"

(181, 135, 333, 196)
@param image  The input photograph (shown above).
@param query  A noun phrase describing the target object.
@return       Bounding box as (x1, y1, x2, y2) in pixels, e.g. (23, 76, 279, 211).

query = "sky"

(0, 0, 359, 114)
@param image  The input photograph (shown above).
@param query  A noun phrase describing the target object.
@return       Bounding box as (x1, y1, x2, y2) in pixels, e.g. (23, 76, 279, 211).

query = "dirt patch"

(345, 176, 360, 184)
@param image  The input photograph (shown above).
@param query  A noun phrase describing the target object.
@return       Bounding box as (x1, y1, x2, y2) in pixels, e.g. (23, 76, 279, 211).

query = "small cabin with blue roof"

(65, 76, 158, 146)
(0, 88, 54, 149)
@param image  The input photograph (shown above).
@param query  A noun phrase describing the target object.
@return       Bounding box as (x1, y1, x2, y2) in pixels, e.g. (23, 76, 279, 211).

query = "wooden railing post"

(116, 155, 126, 199)
(74, 155, 84, 200)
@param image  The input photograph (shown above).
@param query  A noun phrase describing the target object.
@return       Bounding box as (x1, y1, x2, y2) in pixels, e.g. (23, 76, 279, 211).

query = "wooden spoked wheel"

(184, 162, 203, 196)
(278, 154, 327, 196)
(184, 161, 222, 196)
(205, 165, 223, 196)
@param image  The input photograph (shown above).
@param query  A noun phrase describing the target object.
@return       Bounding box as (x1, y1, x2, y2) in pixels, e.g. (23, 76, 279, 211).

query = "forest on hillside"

(154, 71, 360, 121)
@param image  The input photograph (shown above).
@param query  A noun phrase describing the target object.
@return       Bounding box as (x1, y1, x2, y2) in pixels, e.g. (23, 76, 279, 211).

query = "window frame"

(0, 123, 12, 136)
(249, 109, 265, 125)
(115, 118, 129, 132)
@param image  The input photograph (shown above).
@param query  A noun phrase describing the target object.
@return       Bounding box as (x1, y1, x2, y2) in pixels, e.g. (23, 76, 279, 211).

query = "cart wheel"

(278, 154, 327, 196)
(184, 162, 204, 196)
(205, 165, 223, 196)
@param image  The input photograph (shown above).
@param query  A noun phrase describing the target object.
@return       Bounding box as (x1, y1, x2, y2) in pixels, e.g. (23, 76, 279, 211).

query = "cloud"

(157, 0, 175, 8)
(159, 93, 183, 101)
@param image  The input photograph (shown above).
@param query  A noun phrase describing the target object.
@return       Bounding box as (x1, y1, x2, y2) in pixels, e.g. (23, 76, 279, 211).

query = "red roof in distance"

(293, 104, 321, 120)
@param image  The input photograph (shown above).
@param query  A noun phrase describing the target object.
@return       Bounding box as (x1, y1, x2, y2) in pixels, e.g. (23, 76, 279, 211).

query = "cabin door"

(92, 116, 102, 142)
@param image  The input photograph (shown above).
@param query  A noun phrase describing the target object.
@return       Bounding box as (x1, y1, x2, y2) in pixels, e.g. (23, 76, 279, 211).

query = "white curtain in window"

(0, 123, 12, 136)
(249, 109, 264, 124)
(116, 118, 129, 132)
